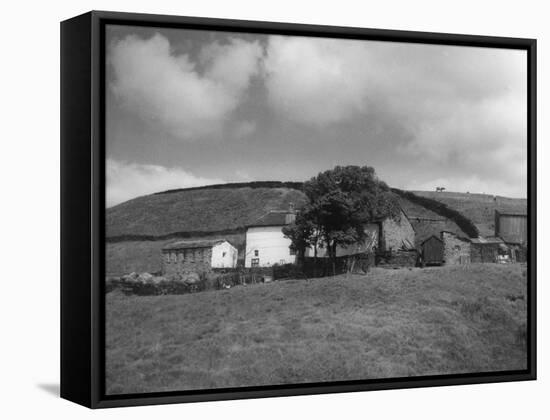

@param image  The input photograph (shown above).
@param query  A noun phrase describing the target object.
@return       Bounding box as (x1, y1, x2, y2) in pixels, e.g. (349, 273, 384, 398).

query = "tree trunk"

(347, 256, 356, 278)
(313, 244, 318, 278)
(331, 243, 337, 277)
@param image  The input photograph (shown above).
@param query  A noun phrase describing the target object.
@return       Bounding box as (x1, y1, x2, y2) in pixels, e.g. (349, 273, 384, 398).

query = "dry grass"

(106, 263, 527, 394)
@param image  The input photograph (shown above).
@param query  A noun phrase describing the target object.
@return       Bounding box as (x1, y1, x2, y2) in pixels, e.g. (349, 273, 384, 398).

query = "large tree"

(285, 165, 399, 273)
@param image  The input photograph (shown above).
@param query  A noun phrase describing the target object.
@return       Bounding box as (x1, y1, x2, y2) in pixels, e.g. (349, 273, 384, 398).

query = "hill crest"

(106, 181, 526, 241)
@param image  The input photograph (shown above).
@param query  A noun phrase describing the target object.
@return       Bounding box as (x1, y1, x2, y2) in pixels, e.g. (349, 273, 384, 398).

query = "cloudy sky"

(106, 25, 527, 207)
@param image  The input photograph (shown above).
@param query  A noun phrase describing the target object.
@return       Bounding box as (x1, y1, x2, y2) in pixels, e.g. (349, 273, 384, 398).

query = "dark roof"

(247, 211, 293, 228)
(162, 239, 228, 250)
(470, 236, 504, 244)
(496, 210, 527, 217)
(498, 234, 525, 245)
(421, 235, 443, 245)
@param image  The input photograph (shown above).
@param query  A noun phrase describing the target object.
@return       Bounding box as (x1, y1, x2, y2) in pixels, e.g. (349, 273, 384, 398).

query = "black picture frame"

(60, 10, 537, 409)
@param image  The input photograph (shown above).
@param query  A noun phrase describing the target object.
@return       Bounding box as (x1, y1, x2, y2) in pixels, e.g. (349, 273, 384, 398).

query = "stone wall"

(471, 243, 499, 263)
(376, 249, 418, 267)
(381, 210, 416, 251)
(441, 231, 471, 265)
(162, 247, 213, 276)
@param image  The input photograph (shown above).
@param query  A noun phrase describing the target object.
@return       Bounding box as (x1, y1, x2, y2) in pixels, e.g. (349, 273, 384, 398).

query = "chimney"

(286, 203, 296, 224)
(285, 213, 296, 224)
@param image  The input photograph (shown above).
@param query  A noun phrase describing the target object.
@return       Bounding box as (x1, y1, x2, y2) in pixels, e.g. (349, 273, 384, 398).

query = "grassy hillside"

(106, 264, 527, 394)
(413, 191, 527, 237)
(107, 184, 307, 239)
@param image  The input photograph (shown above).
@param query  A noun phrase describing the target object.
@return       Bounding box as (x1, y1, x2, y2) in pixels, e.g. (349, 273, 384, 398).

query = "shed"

(420, 235, 444, 266)
(470, 236, 505, 263)
(495, 210, 527, 245)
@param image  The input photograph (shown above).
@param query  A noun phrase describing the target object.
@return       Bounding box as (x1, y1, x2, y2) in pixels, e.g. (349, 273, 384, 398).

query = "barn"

(420, 235, 444, 265)
(162, 239, 238, 275)
(245, 209, 297, 267)
(495, 210, 527, 245)
(379, 209, 416, 252)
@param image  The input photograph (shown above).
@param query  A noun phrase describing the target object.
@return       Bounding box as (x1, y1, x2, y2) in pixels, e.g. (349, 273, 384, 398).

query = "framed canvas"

(60, 10, 537, 408)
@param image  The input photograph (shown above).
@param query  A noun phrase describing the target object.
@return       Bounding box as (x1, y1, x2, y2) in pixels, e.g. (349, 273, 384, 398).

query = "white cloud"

(109, 34, 263, 140)
(106, 159, 224, 207)
(263, 36, 372, 126)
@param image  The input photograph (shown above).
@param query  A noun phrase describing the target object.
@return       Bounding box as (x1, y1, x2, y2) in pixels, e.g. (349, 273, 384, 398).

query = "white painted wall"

(245, 226, 296, 267)
(211, 241, 238, 268)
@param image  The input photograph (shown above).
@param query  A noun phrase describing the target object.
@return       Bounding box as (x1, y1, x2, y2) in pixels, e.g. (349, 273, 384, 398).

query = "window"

(289, 246, 296, 256)
(222, 251, 226, 257)
(171, 252, 177, 262)
(164, 253, 170, 263)
(251, 258, 259, 267)
(280, 259, 285, 265)
(254, 250, 259, 257)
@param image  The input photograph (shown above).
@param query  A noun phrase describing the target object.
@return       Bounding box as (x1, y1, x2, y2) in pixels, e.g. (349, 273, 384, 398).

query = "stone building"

(441, 231, 471, 265)
(308, 209, 416, 258)
(378, 210, 416, 252)
(162, 239, 237, 275)
(470, 237, 505, 263)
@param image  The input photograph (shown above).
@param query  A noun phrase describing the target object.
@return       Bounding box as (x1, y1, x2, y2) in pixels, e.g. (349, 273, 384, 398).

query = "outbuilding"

(420, 235, 444, 266)
(441, 231, 471, 265)
(162, 239, 238, 275)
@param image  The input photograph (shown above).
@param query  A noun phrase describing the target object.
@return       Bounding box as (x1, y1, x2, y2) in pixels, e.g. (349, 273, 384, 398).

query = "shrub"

(392, 188, 479, 238)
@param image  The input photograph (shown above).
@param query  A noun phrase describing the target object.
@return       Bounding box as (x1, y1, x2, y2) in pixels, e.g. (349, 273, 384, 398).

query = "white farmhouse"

(245, 210, 297, 267)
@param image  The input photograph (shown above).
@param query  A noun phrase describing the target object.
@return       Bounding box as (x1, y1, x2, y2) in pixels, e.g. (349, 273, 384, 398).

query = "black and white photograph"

(104, 23, 530, 395)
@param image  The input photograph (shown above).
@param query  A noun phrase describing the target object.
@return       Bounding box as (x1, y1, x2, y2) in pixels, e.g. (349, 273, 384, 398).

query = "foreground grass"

(106, 263, 527, 394)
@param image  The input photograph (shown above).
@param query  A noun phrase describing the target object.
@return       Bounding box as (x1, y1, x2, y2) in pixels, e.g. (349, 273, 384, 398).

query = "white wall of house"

(211, 241, 238, 268)
(245, 226, 296, 267)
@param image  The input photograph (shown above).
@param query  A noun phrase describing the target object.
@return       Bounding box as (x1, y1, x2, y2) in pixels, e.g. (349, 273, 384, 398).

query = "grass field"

(106, 263, 527, 394)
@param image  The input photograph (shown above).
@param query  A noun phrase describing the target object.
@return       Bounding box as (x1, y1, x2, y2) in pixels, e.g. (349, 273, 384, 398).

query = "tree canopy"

(283, 165, 399, 261)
